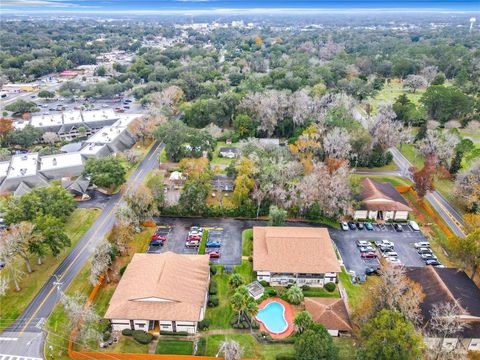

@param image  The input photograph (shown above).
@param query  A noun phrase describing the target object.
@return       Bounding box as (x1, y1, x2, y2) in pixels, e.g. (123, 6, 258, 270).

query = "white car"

(414, 241, 430, 249)
(409, 221, 420, 231)
(356, 240, 370, 247)
(383, 251, 398, 258)
(375, 239, 394, 248)
(386, 257, 402, 265)
(341, 222, 349, 231)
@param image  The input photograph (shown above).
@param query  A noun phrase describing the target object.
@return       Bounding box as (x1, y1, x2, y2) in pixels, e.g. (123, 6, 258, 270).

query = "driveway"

(329, 223, 427, 276)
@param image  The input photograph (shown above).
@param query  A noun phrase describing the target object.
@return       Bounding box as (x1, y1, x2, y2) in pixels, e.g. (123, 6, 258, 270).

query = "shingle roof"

(305, 297, 352, 332)
(104, 252, 210, 322)
(359, 178, 412, 212)
(253, 227, 341, 274)
(406, 266, 480, 338)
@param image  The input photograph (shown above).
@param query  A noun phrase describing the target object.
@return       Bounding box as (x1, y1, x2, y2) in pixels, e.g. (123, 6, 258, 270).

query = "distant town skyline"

(2, 0, 480, 14)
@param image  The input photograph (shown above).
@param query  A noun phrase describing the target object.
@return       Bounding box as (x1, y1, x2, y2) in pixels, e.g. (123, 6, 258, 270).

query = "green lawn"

(351, 174, 412, 187)
(210, 141, 240, 167)
(303, 286, 340, 298)
(155, 340, 193, 355)
(204, 334, 257, 358)
(369, 80, 425, 111)
(399, 144, 425, 169)
(205, 260, 254, 330)
(0, 208, 100, 331)
(242, 229, 253, 257)
(44, 227, 155, 359)
(356, 161, 398, 171)
(338, 267, 376, 310)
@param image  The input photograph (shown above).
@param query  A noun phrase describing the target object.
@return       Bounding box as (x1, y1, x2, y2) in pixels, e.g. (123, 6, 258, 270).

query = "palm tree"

(245, 299, 259, 330)
(294, 311, 313, 334)
(228, 273, 244, 288)
(230, 292, 245, 326)
(216, 339, 243, 360)
(286, 285, 304, 305)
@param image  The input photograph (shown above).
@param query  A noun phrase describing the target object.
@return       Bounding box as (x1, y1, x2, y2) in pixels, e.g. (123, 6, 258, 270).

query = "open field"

(0, 208, 100, 331)
(369, 80, 425, 111)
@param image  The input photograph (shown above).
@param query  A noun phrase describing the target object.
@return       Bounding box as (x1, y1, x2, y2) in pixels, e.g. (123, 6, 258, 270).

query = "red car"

(361, 252, 377, 259)
(187, 234, 201, 241)
(152, 234, 167, 241)
(208, 251, 221, 259)
(114, 107, 125, 113)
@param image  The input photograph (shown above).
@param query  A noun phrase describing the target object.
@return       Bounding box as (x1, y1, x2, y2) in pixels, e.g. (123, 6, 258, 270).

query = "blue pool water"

(256, 301, 288, 334)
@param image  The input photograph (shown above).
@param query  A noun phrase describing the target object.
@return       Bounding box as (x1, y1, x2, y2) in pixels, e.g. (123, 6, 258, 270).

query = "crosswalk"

(0, 355, 43, 360)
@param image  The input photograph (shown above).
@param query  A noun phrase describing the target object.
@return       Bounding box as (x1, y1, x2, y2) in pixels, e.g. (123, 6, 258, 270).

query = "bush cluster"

(230, 314, 260, 329)
(324, 282, 336, 292)
(209, 281, 218, 295)
(208, 295, 219, 307)
(159, 330, 188, 336)
(121, 328, 133, 336)
(198, 319, 211, 331)
(132, 330, 153, 344)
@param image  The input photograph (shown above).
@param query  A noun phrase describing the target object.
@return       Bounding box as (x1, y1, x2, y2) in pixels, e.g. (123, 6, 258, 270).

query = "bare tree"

(323, 127, 351, 159)
(89, 240, 113, 285)
(123, 184, 156, 229)
(370, 103, 410, 150)
(417, 129, 460, 166)
(43, 131, 60, 152)
(111, 220, 132, 256)
(454, 160, 480, 212)
(420, 66, 439, 85)
(403, 75, 428, 93)
(216, 339, 243, 360)
(426, 302, 468, 360)
(291, 89, 313, 128)
(148, 85, 184, 117)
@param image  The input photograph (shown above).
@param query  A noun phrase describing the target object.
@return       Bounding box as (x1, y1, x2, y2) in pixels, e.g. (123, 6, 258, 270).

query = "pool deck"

(256, 297, 294, 339)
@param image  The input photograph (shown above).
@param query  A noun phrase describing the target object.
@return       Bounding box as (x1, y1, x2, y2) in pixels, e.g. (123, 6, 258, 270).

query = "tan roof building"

(305, 297, 352, 334)
(359, 178, 412, 212)
(105, 252, 210, 324)
(253, 227, 341, 275)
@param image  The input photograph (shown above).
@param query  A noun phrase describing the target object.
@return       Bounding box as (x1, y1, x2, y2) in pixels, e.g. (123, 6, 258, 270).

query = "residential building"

(253, 227, 341, 287)
(406, 266, 480, 352)
(353, 177, 412, 221)
(104, 252, 210, 334)
(304, 297, 352, 336)
(218, 147, 239, 158)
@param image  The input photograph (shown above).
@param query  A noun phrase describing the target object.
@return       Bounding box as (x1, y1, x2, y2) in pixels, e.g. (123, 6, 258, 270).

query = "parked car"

(114, 107, 125, 112)
(151, 234, 167, 241)
(187, 235, 201, 242)
(356, 222, 364, 230)
(417, 247, 432, 255)
(361, 252, 377, 259)
(123, 105, 130, 109)
(341, 222, 349, 231)
(356, 240, 370, 247)
(208, 251, 221, 259)
(365, 222, 374, 231)
(356, 274, 367, 284)
(383, 251, 398, 258)
(359, 246, 375, 253)
(386, 257, 403, 266)
(189, 230, 203, 237)
(394, 224, 403, 232)
(185, 241, 200, 248)
(414, 241, 430, 249)
(191, 226, 203, 232)
(421, 253, 437, 261)
(365, 267, 380, 276)
(375, 239, 394, 248)
(348, 221, 357, 230)
(206, 241, 221, 248)
(425, 259, 441, 266)
(409, 221, 420, 231)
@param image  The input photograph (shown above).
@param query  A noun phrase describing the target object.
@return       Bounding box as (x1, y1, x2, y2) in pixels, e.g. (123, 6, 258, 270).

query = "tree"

(323, 127, 351, 160)
(233, 114, 256, 139)
(6, 125, 42, 148)
(89, 240, 113, 285)
(36, 214, 70, 256)
(294, 311, 314, 334)
(420, 86, 473, 124)
(454, 160, 480, 212)
(232, 157, 257, 208)
(42, 131, 59, 152)
(449, 229, 480, 281)
(4, 100, 39, 114)
(403, 75, 427, 93)
(286, 285, 304, 305)
(410, 155, 436, 199)
(38, 90, 55, 99)
(123, 185, 156, 229)
(228, 273, 244, 289)
(1, 256, 24, 292)
(0, 118, 14, 145)
(109, 221, 132, 256)
(216, 339, 243, 360)
(427, 302, 468, 360)
(392, 95, 425, 126)
(268, 205, 287, 226)
(294, 324, 338, 360)
(369, 104, 409, 150)
(82, 157, 126, 190)
(358, 310, 423, 360)
(145, 170, 165, 209)
(94, 65, 107, 77)
(420, 66, 439, 85)
(417, 129, 459, 166)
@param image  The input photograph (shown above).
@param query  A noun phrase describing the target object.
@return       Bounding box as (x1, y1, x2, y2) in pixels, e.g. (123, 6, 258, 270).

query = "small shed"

(246, 281, 265, 300)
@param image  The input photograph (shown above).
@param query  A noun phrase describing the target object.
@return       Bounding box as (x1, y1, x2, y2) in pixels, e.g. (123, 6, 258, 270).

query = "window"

(137, 324, 145, 328)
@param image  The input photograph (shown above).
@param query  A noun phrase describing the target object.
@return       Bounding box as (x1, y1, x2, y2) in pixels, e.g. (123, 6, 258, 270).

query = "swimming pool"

(255, 301, 288, 334)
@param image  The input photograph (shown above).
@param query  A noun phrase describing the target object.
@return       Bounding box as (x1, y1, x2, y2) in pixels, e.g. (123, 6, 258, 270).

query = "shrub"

(248, 256, 253, 262)
(209, 281, 218, 295)
(260, 280, 269, 287)
(119, 265, 127, 276)
(251, 320, 260, 330)
(122, 329, 133, 336)
(159, 331, 188, 336)
(276, 355, 296, 360)
(198, 319, 211, 331)
(102, 331, 111, 341)
(208, 295, 219, 307)
(267, 288, 277, 297)
(210, 266, 218, 276)
(324, 282, 336, 292)
(132, 330, 153, 344)
(301, 285, 311, 291)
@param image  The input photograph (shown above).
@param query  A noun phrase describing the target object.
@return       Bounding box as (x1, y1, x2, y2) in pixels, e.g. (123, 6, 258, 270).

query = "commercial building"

(253, 227, 341, 287)
(353, 178, 412, 221)
(105, 252, 210, 334)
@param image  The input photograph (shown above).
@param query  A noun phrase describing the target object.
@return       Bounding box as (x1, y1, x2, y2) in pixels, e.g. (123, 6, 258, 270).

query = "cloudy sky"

(2, 0, 479, 13)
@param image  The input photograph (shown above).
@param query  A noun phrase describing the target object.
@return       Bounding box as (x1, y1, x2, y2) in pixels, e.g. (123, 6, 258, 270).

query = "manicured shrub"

(301, 285, 311, 291)
(209, 281, 218, 295)
(251, 320, 260, 330)
(102, 331, 111, 341)
(122, 328, 133, 336)
(267, 288, 277, 297)
(198, 319, 211, 330)
(248, 256, 253, 262)
(160, 330, 188, 336)
(210, 266, 218, 276)
(260, 280, 269, 287)
(119, 265, 127, 276)
(324, 282, 336, 292)
(132, 330, 153, 344)
(208, 295, 219, 307)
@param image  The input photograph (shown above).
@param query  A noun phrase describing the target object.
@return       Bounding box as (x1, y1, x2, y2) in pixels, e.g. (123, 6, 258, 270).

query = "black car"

(425, 259, 441, 266)
(348, 221, 356, 230)
(394, 224, 403, 232)
(365, 267, 380, 276)
(356, 222, 364, 230)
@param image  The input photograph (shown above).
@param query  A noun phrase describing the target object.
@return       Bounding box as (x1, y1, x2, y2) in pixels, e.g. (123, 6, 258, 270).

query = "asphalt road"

(0, 142, 163, 360)
(389, 147, 466, 237)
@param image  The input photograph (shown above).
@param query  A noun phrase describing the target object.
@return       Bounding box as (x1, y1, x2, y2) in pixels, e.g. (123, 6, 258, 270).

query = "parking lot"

(149, 217, 246, 265)
(329, 223, 427, 276)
